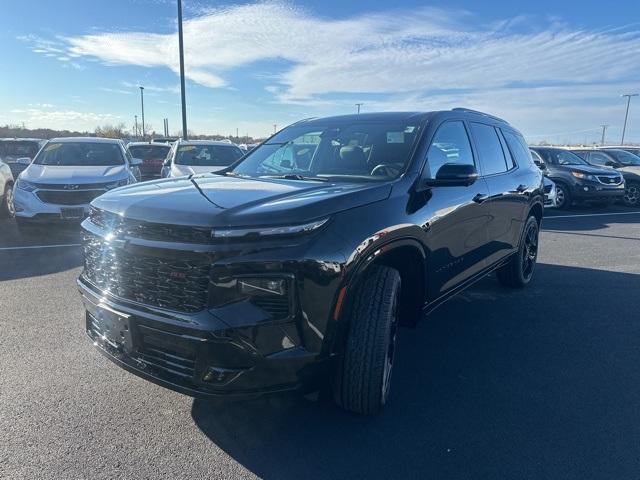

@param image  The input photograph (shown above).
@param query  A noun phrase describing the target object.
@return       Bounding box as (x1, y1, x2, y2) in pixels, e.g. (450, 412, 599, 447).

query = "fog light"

(583, 186, 589, 192)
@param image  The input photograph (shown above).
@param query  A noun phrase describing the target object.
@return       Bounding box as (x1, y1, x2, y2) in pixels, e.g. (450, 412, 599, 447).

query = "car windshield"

(34, 142, 124, 166)
(175, 144, 243, 166)
(231, 120, 424, 181)
(606, 149, 640, 166)
(537, 149, 589, 166)
(0, 141, 40, 158)
(128, 145, 170, 160)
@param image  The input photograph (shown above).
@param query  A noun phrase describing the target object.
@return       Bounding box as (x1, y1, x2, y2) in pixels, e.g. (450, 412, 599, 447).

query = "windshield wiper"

(265, 174, 328, 182)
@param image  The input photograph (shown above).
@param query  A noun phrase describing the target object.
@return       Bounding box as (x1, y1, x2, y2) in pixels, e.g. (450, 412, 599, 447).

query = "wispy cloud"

(45, 3, 640, 102)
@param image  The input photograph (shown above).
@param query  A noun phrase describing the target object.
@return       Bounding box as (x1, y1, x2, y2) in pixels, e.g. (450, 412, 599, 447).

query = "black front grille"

(137, 327, 196, 379)
(33, 180, 115, 190)
(82, 233, 211, 313)
(90, 207, 212, 244)
(37, 190, 105, 205)
(597, 175, 622, 185)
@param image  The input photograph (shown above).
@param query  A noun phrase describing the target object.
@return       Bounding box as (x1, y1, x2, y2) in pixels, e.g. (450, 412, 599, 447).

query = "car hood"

(568, 165, 621, 175)
(23, 164, 128, 183)
(92, 174, 392, 227)
(171, 164, 225, 177)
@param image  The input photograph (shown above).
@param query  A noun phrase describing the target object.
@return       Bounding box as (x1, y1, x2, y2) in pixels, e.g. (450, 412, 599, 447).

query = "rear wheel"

(333, 265, 401, 415)
(554, 182, 571, 209)
(0, 184, 14, 218)
(623, 182, 640, 207)
(497, 215, 539, 288)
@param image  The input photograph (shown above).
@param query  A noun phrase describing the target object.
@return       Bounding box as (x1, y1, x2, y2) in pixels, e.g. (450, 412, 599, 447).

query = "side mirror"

(533, 159, 546, 170)
(16, 157, 31, 166)
(605, 160, 618, 168)
(419, 163, 478, 189)
(130, 157, 143, 167)
(163, 158, 171, 166)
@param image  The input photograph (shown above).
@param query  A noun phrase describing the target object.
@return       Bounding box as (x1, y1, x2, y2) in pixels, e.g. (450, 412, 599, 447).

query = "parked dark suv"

(78, 110, 544, 414)
(570, 149, 640, 207)
(529, 147, 624, 209)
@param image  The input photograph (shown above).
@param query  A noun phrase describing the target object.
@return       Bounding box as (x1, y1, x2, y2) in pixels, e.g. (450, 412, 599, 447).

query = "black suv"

(78, 110, 544, 414)
(570, 149, 640, 207)
(529, 147, 625, 209)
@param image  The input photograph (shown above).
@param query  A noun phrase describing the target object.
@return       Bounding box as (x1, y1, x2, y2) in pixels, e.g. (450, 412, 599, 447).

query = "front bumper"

(13, 188, 91, 221)
(569, 180, 625, 200)
(78, 266, 331, 399)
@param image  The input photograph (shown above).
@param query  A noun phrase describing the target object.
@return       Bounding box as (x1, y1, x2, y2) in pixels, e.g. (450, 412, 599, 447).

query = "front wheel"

(497, 215, 539, 288)
(554, 182, 572, 209)
(623, 182, 640, 207)
(333, 265, 401, 415)
(0, 184, 15, 218)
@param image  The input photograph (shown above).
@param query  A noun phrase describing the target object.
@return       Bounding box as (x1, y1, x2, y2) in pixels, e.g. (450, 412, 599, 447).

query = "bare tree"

(95, 123, 129, 139)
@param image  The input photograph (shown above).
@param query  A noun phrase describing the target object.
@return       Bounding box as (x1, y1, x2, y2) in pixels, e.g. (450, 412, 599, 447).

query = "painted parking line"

(544, 211, 640, 220)
(0, 243, 82, 251)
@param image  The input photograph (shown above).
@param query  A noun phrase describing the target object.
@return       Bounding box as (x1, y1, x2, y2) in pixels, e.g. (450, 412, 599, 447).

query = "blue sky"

(1, 0, 640, 142)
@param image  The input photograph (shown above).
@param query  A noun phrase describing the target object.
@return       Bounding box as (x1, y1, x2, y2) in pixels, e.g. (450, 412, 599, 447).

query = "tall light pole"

(177, 0, 188, 140)
(139, 86, 145, 140)
(355, 103, 363, 114)
(600, 124, 609, 146)
(273, 124, 277, 134)
(621, 93, 638, 145)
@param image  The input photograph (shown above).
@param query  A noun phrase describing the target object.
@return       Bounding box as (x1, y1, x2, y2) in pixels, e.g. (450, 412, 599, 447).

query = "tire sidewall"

(554, 182, 571, 209)
(517, 216, 540, 285)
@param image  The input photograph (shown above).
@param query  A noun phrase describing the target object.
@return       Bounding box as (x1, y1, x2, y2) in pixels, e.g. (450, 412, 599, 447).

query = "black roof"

(297, 109, 508, 127)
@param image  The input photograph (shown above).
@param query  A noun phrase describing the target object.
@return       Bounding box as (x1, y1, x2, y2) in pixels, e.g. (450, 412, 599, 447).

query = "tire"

(0, 183, 14, 218)
(333, 265, 401, 415)
(497, 216, 539, 288)
(623, 182, 640, 207)
(554, 182, 572, 209)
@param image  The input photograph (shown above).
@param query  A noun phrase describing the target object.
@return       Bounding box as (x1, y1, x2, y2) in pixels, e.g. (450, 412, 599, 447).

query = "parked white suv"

(0, 157, 15, 218)
(13, 137, 141, 230)
(161, 140, 244, 178)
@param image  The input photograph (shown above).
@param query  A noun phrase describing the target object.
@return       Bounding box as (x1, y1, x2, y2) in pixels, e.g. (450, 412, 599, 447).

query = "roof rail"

(451, 108, 505, 122)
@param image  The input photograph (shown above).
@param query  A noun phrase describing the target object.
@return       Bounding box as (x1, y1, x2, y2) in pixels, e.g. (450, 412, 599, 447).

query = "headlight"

(211, 218, 329, 240)
(571, 171, 595, 181)
(104, 178, 130, 190)
(15, 179, 38, 192)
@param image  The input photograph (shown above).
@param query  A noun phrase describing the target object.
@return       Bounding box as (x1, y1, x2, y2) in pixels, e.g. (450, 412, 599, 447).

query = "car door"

(468, 122, 528, 267)
(415, 119, 492, 300)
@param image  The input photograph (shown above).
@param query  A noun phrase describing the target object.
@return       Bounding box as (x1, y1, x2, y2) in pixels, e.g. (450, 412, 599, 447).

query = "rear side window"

(469, 122, 509, 175)
(502, 130, 532, 167)
(588, 152, 613, 166)
(425, 121, 474, 179)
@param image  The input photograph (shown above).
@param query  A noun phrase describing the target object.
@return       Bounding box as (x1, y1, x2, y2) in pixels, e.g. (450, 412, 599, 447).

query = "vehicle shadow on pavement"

(0, 219, 83, 281)
(192, 263, 640, 480)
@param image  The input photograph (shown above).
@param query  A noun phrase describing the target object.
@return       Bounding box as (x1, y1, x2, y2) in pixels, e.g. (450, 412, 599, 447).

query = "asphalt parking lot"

(1, 206, 639, 479)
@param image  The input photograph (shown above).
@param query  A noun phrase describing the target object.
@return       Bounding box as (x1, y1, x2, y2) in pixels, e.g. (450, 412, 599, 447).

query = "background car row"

(1, 136, 640, 231)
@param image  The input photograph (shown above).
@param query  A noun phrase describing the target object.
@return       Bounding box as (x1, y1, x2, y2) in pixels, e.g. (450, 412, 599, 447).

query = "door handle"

(516, 184, 527, 193)
(472, 193, 489, 203)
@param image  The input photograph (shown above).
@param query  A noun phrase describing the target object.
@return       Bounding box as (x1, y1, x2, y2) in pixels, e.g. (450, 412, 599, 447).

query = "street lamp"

(600, 124, 609, 146)
(355, 103, 363, 114)
(139, 86, 145, 140)
(177, 0, 188, 140)
(621, 93, 638, 145)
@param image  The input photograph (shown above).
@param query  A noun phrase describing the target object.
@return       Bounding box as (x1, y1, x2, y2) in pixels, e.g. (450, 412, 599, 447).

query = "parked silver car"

(0, 157, 15, 218)
(13, 137, 141, 230)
